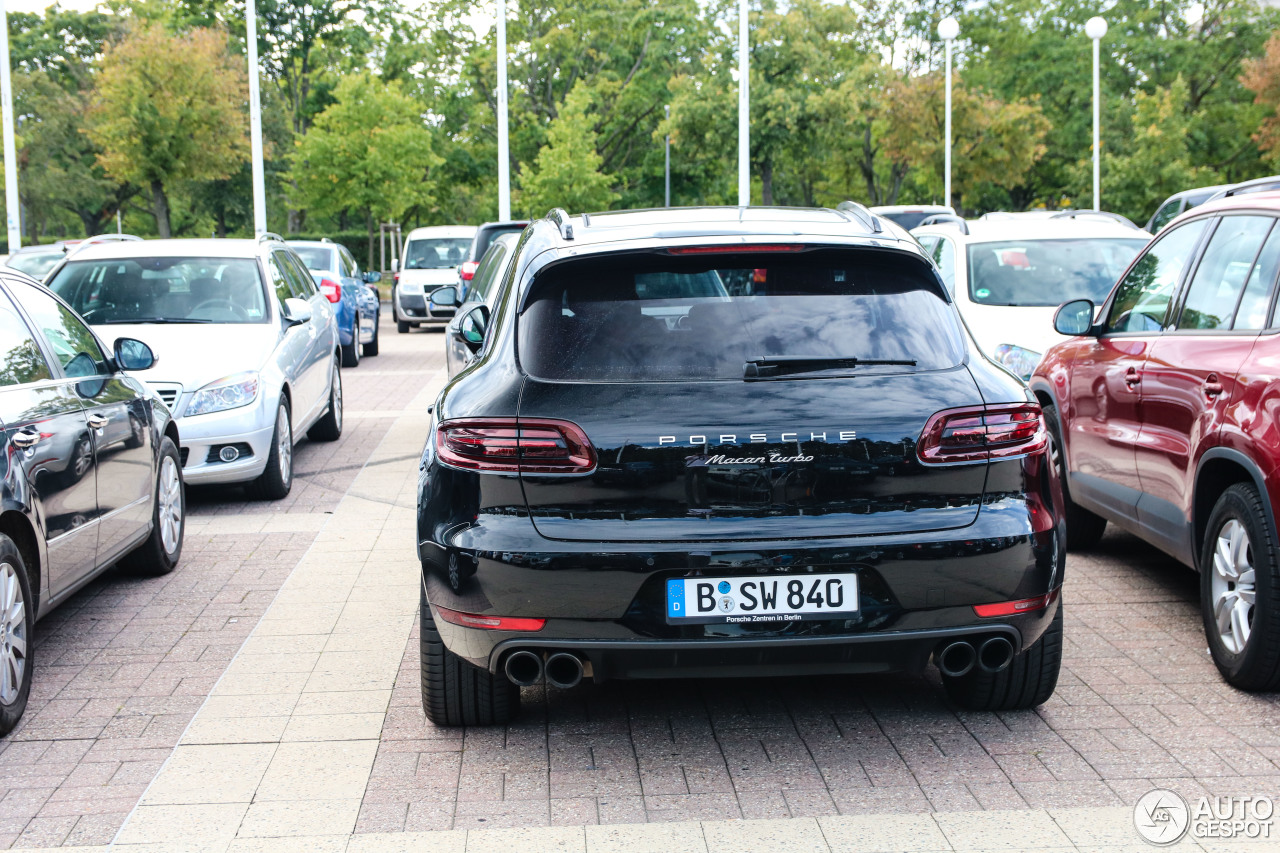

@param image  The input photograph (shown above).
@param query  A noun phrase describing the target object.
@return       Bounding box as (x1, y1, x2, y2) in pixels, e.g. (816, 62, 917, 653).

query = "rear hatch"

(515, 246, 989, 542)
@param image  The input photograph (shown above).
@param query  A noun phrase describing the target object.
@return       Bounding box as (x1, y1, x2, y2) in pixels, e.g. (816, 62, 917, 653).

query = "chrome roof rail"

(547, 208, 574, 240)
(1048, 210, 1139, 229)
(65, 233, 144, 258)
(257, 232, 286, 244)
(835, 201, 883, 233)
(917, 214, 970, 235)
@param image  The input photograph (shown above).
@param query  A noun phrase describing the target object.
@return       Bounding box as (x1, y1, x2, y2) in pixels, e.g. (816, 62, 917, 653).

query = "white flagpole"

(0, 0, 20, 250)
(497, 0, 511, 221)
(737, 0, 749, 206)
(246, 0, 267, 235)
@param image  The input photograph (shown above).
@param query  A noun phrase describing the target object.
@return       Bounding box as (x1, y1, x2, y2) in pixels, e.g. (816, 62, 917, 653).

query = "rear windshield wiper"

(744, 355, 917, 379)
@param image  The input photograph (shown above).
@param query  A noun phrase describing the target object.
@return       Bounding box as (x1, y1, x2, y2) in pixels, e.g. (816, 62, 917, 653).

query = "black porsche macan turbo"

(417, 204, 1066, 726)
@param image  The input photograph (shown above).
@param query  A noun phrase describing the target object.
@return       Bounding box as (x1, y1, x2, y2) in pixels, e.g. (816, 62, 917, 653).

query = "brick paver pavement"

(354, 508, 1280, 832)
(0, 317, 443, 849)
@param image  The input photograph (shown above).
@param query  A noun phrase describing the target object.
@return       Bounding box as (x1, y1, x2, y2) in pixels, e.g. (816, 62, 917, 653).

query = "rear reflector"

(459, 261, 479, 281)
(435, 604, 545, 632)
(319, 278, 342, 303)
(973, 588, 1058, 618)
(917, 403, 1046, 464)
(436, 417, 596, 474)
(668, 244, 804, 255)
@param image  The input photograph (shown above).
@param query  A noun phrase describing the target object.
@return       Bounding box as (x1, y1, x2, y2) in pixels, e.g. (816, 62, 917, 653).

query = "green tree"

(518, 83, 619, 216)
(1095, 79, 1217, 224)
(87, 24, 249, 238)
(289, 73, 440, 260)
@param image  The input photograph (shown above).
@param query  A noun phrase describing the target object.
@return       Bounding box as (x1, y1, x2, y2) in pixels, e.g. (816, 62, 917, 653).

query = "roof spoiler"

(918, 214, 969, 234)
(836, 201, 883, 233)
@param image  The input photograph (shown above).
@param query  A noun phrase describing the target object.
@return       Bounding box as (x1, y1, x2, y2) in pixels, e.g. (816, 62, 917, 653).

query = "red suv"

(1032, 192, 1280, 692)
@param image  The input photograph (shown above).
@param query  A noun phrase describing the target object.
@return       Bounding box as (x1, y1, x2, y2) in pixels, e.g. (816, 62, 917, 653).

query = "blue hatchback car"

(289, 240, 381, 367)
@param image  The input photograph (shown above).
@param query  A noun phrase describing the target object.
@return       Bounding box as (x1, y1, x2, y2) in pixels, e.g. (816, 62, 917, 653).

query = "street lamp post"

(938, 16, 959, 210)
(497, 0, 511, 221)
(664, 104, 671, 208)
(0, 0, 19, 251)
(1085, 16, 1107, 212)
(738, 0, 749, 207)
(246, 0, 267, 235)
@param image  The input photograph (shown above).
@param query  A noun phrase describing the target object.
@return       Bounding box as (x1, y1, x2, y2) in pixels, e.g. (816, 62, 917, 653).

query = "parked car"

(912, 213, 1149, 379)
(442, 232, 520, 378)
(288, 239, 381, 367)
(416, 203, 1066, 726)
(1205, 175, 1280, 204)
(1146, 185, 1234, 233)
(0, 268, 184, 734)
(457, 220, 530, 299)
(1033, 190, 1280, 691)
(869, 204, 954, 231)
(44, 236, 343, 500)
(392, 225, 476, 333)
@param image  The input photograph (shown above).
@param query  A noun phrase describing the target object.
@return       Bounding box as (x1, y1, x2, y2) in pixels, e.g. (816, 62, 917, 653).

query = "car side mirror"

(431, 286, 459, 308)
(390, 259, 399, 274)
(363, 271, 381, 283)
(283, 297, 312, 327)
(459, 304, 490, 352)
(1054, 299, 1096, 336)
(114, 337, 155, 371)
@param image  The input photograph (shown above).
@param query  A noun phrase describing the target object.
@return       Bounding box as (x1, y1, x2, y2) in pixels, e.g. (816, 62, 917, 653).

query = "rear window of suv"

(519, 248, 964, 382)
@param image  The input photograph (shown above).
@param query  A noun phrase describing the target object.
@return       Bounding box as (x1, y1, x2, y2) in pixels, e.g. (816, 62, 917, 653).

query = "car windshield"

(293, 246, 335, 272)
(967, 238, 1147, 306)
(404, 238, 471, 270)
(7, 249, 65, 278)
(520, 249, 963, 382)
(47, 257, 269, 324)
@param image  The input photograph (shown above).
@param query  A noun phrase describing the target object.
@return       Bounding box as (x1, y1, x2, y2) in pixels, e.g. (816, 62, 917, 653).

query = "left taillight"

(459, 261, 479, 281)
(319, 278, 342, 303)
(436, 417, 596, 474)
(917, 403, 1046, 464)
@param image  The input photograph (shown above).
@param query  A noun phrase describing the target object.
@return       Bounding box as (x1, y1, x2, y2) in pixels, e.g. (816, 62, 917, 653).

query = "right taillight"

(436, 417, 596, 474)
(917, 403, 1046, 464)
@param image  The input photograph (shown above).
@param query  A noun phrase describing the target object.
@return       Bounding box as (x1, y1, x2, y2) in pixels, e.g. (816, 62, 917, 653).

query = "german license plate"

(666, 574, 859, 625)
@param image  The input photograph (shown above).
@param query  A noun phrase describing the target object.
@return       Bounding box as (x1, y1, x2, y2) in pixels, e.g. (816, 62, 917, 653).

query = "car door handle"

(86, 413, 110, 430)
(1125, 368, 1141, 387)
(1204, 374, 1225, 397)
(11, 430, 42, 449)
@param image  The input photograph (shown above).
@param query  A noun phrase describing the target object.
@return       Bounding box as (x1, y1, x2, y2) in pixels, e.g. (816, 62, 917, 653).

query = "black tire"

(307, 359, 343, 442)
(1044, 404, 1107, 549)
(363, 317, 379, 357)
(1200, 483, 1280, 691)
(120, 436, 184, 576)
(419, 585, 519, 726)
(942, 599, 1063, 711)
(341, 340, 360, 369)
(0, 533, 34, 737)
(397, 319, 410, 334)
(247, 398, 293, 501)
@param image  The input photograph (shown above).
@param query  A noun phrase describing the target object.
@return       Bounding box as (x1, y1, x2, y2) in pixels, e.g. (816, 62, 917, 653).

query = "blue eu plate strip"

(666, 579, 684, 619)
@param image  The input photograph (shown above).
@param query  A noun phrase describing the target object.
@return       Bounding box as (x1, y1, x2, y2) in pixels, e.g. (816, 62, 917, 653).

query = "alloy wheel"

(0, 562, 27, 706)
(1211, 518, 1256, 655)
(331, 364, 343, 432)
(158, 455, 182, 556)
(277, 405, 292, 486)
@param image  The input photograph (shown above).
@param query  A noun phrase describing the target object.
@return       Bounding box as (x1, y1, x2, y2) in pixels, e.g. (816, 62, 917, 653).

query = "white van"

(392, 225, 477, 332)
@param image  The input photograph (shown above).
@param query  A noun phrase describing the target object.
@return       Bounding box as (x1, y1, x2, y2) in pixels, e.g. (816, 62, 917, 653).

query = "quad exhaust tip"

(544, 652, 584, 689)
(937, 641, 976, 678)
(978, 636, 1014, 673)
(504, 650, 543, 686)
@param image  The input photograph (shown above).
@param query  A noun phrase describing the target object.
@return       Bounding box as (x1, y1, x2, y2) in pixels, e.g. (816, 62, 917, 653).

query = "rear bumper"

(420, 509, 1065, 678)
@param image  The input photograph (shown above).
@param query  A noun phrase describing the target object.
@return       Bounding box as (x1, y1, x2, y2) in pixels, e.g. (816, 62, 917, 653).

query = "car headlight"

(186, 372, 260, 417)
(399, 282, 423, 295)
(993, 344, 1042, 380)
